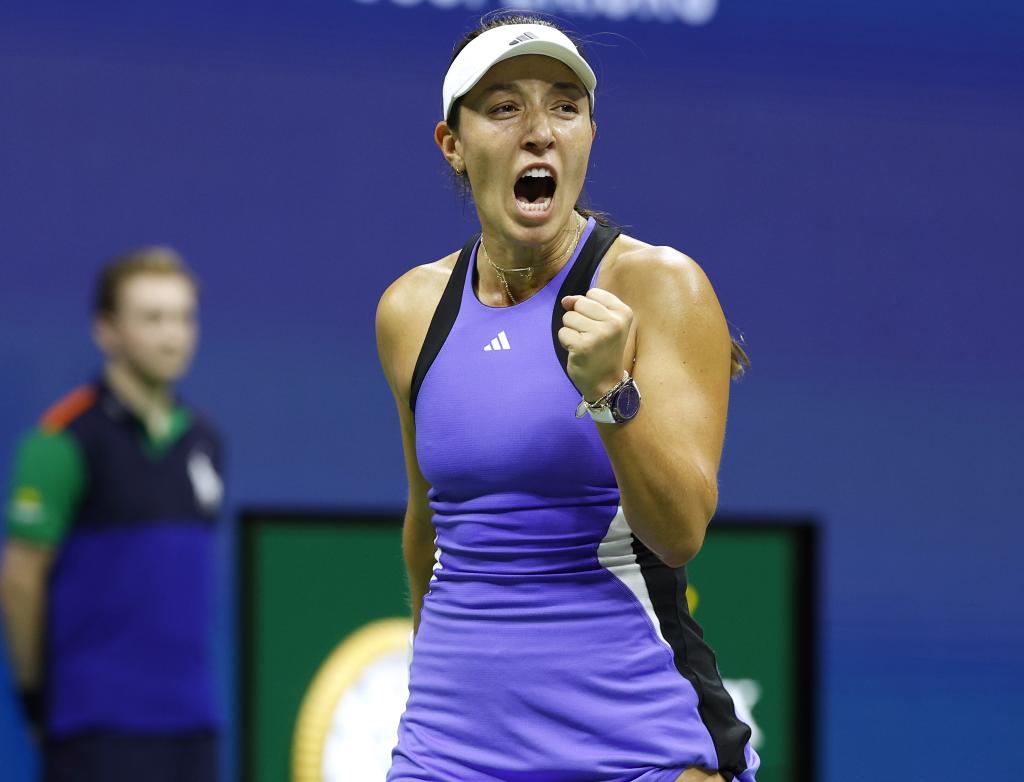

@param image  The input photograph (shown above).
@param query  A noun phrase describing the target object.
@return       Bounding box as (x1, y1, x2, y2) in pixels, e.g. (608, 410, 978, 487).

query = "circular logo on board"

(292, 618, 412, 782)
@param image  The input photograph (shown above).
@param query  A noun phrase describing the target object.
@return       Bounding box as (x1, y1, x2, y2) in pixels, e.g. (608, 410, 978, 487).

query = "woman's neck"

(478, 212, 584, 304)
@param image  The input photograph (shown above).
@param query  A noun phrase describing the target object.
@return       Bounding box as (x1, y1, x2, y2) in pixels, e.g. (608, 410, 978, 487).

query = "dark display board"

(240, 512, 816, 782)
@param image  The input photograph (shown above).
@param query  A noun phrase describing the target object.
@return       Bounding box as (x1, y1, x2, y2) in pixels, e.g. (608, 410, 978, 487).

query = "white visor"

(442, 24, 596, 121)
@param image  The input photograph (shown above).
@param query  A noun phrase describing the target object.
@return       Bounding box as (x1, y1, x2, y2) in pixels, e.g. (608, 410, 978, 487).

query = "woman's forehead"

(470, 54, 585, 95)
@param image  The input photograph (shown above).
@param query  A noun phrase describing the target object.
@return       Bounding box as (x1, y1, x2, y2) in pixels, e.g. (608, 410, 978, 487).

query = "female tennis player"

(376, 14, 758, 782)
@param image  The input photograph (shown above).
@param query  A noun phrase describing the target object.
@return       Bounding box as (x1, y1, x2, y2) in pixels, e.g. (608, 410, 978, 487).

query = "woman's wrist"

(580, 369, 627, 404)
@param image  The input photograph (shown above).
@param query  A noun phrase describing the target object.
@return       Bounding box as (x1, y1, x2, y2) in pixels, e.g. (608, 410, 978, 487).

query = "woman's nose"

(521, 109, 555, 151)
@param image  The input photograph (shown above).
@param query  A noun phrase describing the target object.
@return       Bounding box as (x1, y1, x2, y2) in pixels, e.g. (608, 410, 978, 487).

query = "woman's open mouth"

(514, 167, 556, 214)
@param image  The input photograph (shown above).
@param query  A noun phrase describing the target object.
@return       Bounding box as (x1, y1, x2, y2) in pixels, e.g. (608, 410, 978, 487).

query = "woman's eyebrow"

(479, 82, 585, 99)
(480, 83, 517, 98)
(551, 82, 585, 97)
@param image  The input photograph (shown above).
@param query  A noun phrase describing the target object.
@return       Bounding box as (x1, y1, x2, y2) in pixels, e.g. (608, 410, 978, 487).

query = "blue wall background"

(1, 2, 1022, 779)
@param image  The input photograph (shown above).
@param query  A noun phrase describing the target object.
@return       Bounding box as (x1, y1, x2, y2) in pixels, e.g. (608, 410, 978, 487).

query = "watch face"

(614, 382, 641, 420)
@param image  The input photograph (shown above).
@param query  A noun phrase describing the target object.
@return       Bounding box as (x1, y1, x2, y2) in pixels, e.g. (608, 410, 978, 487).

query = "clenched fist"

(558, 288, 633, 402)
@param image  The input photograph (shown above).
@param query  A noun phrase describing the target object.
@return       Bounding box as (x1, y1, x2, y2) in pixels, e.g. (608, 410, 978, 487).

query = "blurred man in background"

(0, 248, 224, 782)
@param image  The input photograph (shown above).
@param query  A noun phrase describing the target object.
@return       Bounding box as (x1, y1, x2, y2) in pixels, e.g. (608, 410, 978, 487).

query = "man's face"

(96, 273, 198, 385)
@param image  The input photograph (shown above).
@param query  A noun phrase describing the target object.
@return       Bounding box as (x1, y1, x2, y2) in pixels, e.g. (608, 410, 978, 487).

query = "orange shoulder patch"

(40, 386, 97, 433)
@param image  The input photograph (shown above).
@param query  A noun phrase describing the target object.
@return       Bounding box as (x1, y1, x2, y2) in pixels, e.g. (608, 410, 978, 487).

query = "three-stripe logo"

(508, 32, 538, 46)
(483, 331, 511, 351)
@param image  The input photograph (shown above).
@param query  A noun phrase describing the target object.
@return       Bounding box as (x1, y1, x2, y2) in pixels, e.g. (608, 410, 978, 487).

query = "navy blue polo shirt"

(4, 380, 224, 737)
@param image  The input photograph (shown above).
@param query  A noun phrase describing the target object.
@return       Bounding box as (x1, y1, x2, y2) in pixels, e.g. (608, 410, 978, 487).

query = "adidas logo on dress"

(483, 331, 511, 351)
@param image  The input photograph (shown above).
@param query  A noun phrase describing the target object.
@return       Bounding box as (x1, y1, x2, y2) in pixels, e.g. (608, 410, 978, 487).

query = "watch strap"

(586, 405, 617, 424)
(575, 372, 639, 424)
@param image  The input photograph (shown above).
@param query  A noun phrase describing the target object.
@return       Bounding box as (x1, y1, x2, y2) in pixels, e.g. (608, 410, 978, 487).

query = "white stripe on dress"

(429, 534, 443, 585)
(596, 506, 670, 649)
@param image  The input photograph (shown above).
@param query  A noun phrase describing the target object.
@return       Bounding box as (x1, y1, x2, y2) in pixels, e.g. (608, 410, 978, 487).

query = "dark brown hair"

(93, 246, 198, 316)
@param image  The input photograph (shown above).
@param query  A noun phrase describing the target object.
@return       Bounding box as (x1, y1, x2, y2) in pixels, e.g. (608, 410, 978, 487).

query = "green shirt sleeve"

(5, 429, 86, 546)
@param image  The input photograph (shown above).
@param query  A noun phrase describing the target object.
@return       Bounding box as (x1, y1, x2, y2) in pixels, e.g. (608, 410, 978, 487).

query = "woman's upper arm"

(617, 246, 733, 486)
(375, 267, 440, 524)
(393, 398, 433, 524)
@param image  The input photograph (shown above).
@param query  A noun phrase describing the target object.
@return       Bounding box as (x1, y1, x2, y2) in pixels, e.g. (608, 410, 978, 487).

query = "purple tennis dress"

(388, 218, 759, 782)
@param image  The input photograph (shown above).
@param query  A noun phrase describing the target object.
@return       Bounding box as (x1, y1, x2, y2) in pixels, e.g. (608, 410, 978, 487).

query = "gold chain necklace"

(481, 216, 583, 306)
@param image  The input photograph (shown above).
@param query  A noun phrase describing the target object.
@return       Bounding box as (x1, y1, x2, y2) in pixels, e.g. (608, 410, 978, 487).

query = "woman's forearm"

(402, 513, 437, 633)
(598, 418, 718, 567)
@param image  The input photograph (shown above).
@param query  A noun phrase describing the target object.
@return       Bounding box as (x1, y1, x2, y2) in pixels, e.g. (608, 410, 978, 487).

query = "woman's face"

(449, 54, 596, 245)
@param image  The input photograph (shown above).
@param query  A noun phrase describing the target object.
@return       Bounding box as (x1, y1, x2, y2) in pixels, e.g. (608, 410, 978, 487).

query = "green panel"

(687, 531, 797, 782)
(246, 520, 406, 782)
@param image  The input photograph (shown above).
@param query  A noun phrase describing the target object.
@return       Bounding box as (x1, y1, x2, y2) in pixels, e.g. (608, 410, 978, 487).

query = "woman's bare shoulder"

(376, 250, 462, 401)
(377, 251, 460, 333)
(599, 233, 718, 312)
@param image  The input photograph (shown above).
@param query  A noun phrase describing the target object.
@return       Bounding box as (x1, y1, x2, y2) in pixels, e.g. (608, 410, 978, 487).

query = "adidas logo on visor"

(509, 32, 538, 46)
(483, 331, 511, 351)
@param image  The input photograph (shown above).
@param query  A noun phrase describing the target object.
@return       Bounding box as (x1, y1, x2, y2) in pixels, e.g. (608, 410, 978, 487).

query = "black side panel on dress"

(409, 234, 479, 413)
(630, 536, 752, 781)
(551, 223, 621, 393)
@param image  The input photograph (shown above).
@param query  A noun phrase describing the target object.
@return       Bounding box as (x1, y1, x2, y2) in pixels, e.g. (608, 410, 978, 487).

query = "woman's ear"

(435, 121, 464, 174)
